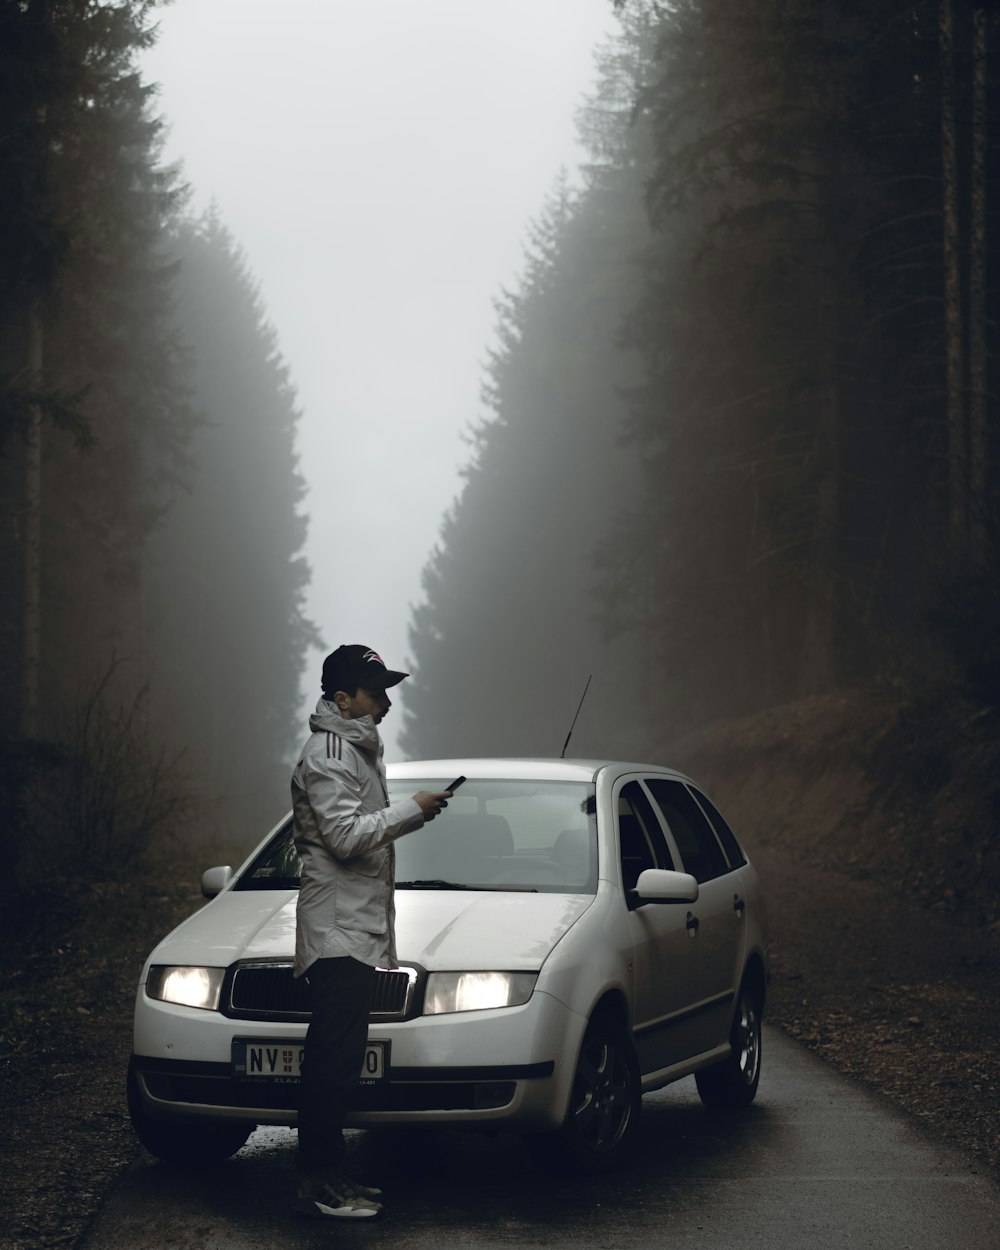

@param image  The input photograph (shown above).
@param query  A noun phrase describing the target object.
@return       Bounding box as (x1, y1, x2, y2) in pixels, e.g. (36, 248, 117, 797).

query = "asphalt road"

(80, 1027, 998, 1250)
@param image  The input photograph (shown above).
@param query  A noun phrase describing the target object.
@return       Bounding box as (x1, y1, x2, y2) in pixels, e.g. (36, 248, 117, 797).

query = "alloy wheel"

(571, 1030, 635, 1153)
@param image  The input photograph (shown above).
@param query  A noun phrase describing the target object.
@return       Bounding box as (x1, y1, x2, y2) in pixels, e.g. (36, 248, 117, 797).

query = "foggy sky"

(140, 1, 617, 756)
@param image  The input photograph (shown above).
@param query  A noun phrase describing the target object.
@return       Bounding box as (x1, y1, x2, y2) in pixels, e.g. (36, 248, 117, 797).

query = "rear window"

(689, 787, 747, 869)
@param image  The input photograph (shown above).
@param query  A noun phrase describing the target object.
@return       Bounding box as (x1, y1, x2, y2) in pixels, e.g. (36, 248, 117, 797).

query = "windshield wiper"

(395, 879, 472, 890)
(395, 880, 477, 890)
(395, 879, 542, 892)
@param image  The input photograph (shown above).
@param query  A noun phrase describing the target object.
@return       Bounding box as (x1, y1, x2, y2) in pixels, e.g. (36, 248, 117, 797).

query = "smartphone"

(445, 775, 466, 792)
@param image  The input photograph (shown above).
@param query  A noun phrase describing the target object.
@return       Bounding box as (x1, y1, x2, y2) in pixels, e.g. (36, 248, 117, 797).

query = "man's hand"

(413, 789, 452, 823)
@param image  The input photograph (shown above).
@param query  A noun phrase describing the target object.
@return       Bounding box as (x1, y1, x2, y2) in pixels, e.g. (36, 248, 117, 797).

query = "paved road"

(81, 1027, 998, 1249)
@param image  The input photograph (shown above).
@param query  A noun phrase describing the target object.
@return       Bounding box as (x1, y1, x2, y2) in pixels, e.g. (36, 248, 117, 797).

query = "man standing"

(290, 644, 450, 1220)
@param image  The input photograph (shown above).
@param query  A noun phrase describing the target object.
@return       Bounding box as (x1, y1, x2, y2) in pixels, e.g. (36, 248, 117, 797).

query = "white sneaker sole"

(292, 1197, 381, 1220)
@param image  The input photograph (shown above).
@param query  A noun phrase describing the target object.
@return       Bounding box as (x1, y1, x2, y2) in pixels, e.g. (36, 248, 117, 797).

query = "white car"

(128, 758, 769, 1172)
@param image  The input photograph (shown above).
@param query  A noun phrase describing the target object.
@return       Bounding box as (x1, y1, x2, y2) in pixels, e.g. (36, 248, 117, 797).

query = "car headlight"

(423, 971, 537, 1015)
(145, 965, 226, 1011)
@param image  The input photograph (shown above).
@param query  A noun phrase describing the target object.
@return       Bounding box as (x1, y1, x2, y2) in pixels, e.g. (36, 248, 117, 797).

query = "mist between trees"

(2, 0, 999, 921)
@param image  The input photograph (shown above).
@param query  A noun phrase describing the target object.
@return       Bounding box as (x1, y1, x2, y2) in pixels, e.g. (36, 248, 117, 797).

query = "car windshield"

(392, 778, 597, 893)
(235, 778, 597, 894)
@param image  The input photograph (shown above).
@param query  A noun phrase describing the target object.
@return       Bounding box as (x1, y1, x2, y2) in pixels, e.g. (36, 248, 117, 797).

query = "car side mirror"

(201, 865, 233, 899)
(631, 868, 699, 905)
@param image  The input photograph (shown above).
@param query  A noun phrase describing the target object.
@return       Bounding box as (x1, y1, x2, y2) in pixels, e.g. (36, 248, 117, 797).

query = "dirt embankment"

(0, 879, 204, 1250)
(669, 690, 1000, 926)
(1, 688, 998, 1250)
(665, 689, 1000, 1177)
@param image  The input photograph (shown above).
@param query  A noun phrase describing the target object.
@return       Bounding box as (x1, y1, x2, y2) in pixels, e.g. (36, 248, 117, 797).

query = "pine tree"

(141, 214, 316, 840)
(0, 0, 189, 738)
(607, 0, 999, 726)
(0, 0, 195, 901)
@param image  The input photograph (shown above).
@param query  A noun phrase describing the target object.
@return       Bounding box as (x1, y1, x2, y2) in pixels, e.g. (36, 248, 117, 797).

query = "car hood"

(396, 891, 593, 970)
(147, 889, 595, 973)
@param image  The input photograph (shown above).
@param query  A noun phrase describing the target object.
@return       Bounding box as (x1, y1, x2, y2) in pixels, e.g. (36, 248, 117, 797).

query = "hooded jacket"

(291, 700, 424, 977)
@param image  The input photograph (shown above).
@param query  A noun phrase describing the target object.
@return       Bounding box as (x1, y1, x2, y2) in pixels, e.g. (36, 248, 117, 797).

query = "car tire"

(534, 1013, 641, 1174)
(126, 1058, 254, 1164)
(695, 976, 763, 1109)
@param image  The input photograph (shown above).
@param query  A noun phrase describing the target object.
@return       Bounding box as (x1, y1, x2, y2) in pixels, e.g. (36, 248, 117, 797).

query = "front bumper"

(131, 986, 585, 1132)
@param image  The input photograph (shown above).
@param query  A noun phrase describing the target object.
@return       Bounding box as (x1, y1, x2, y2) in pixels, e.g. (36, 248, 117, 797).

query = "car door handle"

(686, 911, 699, 935)
(733, 895, 746, 916)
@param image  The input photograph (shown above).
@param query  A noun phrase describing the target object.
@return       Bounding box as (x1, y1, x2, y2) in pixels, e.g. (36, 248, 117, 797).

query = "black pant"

(297, 956, 376, 1177)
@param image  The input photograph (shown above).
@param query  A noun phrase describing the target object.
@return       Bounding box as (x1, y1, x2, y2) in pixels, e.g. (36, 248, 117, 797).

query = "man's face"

(338, 686, 391, 723)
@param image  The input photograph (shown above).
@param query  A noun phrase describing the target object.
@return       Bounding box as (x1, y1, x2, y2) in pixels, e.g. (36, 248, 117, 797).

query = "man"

(290, 644, 450, 1220)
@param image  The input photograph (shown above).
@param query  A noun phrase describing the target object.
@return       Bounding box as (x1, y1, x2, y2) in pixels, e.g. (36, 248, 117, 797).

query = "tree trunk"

(968, 3, 988, 567)
(19, 297, 44, 740)
(939, 0, 966, 558)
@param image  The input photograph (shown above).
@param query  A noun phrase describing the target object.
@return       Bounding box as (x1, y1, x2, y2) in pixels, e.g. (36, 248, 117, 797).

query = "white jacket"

(291, 700, 423, 977)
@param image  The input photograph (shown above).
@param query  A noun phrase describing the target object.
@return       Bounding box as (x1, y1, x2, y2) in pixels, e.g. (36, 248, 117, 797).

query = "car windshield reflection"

(235, 779, 598, 895)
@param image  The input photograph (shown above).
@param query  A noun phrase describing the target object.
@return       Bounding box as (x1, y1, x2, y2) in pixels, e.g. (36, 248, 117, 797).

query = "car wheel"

(127, 1058, 254, 1164)
(695, 976, 763, 1109)
(544, 1013, 641, 1173)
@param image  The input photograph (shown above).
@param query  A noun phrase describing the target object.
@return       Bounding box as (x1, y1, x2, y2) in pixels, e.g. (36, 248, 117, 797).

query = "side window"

(689, 788, 747, 869)
(618, 780, 674, 894)
(646, 779, 730, 884)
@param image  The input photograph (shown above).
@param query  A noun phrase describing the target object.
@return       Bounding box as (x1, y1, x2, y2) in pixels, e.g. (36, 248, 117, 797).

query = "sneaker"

(345, 1178, 383, 1201)
(292, 1175, 383, 1220)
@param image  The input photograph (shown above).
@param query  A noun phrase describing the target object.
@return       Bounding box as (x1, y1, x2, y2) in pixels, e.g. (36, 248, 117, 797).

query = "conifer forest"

(401, 0, 1000, 759)
(2, 0, 999, 917)
(1, 0, 314, 910)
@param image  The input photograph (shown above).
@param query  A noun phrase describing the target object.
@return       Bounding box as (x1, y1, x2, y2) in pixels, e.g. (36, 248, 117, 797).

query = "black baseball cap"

(321, 644, 408, 697)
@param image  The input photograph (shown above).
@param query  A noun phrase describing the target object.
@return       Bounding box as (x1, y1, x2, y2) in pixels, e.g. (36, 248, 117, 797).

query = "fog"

(3, 0, 996, 856)
(141, 0, 618, 756)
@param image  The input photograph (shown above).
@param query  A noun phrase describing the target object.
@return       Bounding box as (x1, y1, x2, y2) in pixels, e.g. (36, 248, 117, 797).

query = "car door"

(645, 778, 747, 1054)
(617, 779, 702, 1075)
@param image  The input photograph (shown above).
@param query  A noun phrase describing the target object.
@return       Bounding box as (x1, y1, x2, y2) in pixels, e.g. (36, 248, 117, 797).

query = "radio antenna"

(560, 674, 592, 759)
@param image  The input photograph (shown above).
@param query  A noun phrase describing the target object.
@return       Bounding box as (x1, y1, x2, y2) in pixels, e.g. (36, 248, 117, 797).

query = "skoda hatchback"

(128, 758, 769, 1172)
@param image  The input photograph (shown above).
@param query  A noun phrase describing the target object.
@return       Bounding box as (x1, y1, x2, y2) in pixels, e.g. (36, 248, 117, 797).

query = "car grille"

(225, 961, 419, 1022)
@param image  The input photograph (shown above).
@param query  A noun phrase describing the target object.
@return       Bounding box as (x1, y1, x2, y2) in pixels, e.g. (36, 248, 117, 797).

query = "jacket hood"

(308, 698, 382, 755)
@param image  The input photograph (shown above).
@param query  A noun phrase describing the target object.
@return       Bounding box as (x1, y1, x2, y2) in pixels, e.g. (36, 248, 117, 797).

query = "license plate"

(232, 1039, 387, 1085)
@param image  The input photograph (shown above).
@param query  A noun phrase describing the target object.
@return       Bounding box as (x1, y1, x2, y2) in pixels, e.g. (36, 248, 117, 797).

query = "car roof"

(387, 758, 694, 785)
